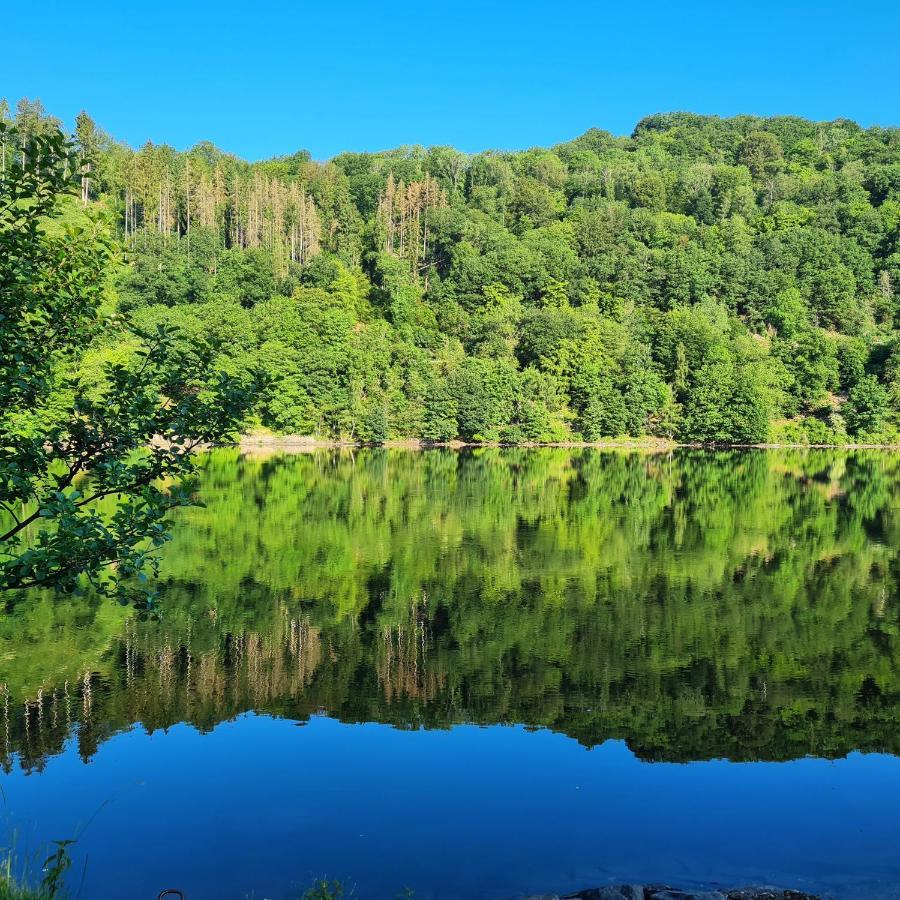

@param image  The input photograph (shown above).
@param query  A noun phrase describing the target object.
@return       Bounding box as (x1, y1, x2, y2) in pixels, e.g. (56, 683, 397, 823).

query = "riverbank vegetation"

(5, 98, 900, 446)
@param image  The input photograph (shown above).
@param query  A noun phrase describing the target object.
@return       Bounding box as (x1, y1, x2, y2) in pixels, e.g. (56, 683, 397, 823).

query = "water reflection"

(3, 448, 900, 771)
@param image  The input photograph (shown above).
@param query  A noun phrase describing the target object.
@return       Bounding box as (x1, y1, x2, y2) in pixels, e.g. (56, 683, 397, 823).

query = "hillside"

(8, 99, 900, 443)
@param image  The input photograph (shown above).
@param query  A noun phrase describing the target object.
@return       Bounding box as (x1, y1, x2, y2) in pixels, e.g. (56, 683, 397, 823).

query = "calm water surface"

(2, 448, 900, 899)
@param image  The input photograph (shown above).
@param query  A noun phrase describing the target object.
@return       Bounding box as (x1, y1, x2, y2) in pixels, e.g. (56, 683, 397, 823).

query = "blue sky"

(2, 0, 898, 161)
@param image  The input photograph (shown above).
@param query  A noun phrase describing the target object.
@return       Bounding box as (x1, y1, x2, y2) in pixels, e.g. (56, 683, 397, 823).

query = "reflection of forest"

(3, 448, 900, 771)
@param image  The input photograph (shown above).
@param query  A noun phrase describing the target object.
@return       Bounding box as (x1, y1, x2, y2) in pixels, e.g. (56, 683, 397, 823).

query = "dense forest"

(5, 98, 900, 443)
(4, 449, 900, 769)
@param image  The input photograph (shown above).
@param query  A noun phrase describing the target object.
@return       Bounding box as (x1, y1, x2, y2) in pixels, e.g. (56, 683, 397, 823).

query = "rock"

(725, 891, 819, 900)
(648, 890, 726, 900)
(565, 887, 645, 900)
(558, 888, 819, 900)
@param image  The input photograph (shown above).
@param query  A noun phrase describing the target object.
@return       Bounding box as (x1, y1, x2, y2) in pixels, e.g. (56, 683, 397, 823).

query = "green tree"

(844, 375, 888, 436)
(737, 130, 783, 179)
(74, 109, 102, 204)
(680, 352, 770, 443)
(0, 124, 250, 598)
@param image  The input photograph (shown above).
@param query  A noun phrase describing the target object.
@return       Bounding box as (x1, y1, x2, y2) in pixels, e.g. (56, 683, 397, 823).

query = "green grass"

(0, 843, 71, 900)
(0, 874, 47, 900)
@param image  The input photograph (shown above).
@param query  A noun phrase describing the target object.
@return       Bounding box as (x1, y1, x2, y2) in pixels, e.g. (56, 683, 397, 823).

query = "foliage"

(0, 840, 72, 900)
(6, 102, 900, 454)
(0, 123, 253, 597)
(845, 375, 889, 436)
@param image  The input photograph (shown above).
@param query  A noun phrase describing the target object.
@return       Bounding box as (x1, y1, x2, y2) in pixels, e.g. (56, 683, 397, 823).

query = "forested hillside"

(7, 98, 900, 443)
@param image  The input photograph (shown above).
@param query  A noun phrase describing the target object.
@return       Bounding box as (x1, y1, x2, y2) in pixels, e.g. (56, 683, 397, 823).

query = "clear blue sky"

(2, 0, 898, 161)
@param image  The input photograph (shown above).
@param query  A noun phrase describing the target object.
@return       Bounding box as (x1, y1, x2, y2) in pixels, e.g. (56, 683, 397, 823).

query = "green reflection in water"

(3, 447, 899, 771)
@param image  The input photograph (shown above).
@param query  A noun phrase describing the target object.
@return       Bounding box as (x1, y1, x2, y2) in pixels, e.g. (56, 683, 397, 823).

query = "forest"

(5, 97, 900, 444)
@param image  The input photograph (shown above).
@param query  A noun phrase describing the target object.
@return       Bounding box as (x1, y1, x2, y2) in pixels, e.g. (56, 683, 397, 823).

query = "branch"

(0, 455, 85, 544)
(72, 468, 164, 510)
(0, 507, 43, 544)
(0, 502, 21, 527)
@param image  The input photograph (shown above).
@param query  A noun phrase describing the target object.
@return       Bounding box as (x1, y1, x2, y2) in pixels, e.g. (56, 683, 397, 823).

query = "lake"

(2, 448, 900, 899)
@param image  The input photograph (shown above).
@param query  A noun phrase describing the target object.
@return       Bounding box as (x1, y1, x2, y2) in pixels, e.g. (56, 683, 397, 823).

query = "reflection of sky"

(3, 715, 899, 899)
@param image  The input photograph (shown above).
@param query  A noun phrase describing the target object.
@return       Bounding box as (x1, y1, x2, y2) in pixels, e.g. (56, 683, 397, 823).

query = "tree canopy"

(4, 101, 900, 449)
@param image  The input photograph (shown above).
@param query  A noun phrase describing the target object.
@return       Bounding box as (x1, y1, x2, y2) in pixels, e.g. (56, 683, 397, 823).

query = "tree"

(680, 351, 770, 443)
(74, 110, 101, 205)
(844, 376, 888, 436)
(579, 378, 629, 439)
(775, 327, 839, 411)
(451, 357, 516, 441)
(508, 176, 561, 231)
(0, 123, 251, 599)
(737, 130, 783, 179)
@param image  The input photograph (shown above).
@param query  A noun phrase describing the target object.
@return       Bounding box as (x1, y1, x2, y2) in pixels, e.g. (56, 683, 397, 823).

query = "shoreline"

(235, 432, 900, 452)
(557, 887, 820, 899)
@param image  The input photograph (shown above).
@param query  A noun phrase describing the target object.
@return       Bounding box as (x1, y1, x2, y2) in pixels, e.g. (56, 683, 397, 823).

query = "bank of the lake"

(237, 430, 900, 451)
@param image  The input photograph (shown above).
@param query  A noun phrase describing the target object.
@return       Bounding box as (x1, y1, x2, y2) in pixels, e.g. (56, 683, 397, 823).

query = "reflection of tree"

(2, 448, 900, 770)
(376, 597, 444, 703)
